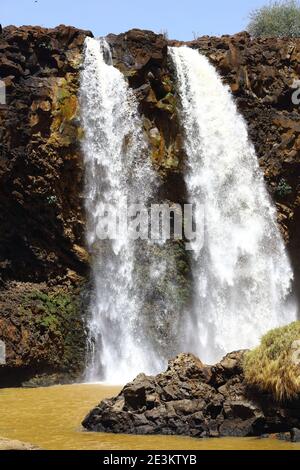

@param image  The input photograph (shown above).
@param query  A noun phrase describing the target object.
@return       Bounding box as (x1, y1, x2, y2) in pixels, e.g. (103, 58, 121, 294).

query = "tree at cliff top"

(244, 321, 300, 401)
(248, 0, 300, 37)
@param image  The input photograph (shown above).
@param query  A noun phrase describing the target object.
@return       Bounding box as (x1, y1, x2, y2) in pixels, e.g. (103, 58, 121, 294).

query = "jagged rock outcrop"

(82, 352, 300, 440)
(1, 26, 300, 384)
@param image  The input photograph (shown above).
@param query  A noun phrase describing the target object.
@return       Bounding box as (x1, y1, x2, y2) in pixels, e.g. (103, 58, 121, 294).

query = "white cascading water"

(80, 37, 163, 383)
(81, 38, 297, 382)
(169, 46, 297, 364)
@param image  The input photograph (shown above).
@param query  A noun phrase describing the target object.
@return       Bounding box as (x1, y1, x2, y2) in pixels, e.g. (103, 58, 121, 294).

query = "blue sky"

(2, 0, 269, 40)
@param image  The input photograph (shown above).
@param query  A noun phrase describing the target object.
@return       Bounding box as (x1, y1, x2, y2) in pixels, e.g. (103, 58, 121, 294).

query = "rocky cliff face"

(1, 25, 300, 385)
(0, 25, 92, 385)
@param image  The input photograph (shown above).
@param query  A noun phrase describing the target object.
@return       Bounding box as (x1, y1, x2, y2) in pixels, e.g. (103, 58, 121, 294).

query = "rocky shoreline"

(82, 352, 300, 441)
(0, 437, 40, 450)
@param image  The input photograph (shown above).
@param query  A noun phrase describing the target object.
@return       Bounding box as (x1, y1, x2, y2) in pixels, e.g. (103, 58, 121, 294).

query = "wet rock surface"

(0, 282, 87, 386)
(82, 353, 300, 439)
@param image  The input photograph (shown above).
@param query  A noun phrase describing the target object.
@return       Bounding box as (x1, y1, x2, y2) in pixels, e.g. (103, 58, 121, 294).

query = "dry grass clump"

(243, 321, 300, 401)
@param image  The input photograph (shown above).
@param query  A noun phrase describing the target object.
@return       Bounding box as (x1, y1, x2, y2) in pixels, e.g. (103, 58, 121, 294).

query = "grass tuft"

(243, 321, 300, 401)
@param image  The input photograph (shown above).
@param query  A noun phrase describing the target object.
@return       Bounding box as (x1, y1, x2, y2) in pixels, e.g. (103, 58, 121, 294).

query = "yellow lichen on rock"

(49, 75, 80, 147)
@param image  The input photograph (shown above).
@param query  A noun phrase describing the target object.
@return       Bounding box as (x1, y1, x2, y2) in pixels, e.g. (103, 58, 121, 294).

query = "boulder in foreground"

(82, 352, 300, 439)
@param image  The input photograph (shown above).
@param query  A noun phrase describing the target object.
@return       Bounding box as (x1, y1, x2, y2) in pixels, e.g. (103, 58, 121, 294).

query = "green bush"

(247, 0, 300, 38)
(243, 322, 300, 401)
(276, 178, 293, 198)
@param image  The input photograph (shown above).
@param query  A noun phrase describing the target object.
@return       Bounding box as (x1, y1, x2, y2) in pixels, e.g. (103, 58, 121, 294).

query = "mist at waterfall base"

(80, 38, 297, 384)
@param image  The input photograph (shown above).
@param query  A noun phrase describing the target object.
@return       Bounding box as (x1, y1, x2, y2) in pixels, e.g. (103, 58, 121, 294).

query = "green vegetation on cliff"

(19, 288, 86, 374)
(244, 321, 300, 400)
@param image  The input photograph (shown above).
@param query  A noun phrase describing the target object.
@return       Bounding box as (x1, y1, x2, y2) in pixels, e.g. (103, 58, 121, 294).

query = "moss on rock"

(19, 287, 86, 372)
(133, 240, 192, 359)
(156, 92, 177, 115)
(0, 280, 88, 386)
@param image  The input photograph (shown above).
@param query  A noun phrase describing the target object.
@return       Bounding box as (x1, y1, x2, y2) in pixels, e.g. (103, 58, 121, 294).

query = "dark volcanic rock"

(0, 25, 92, 285)
(0, 25, 92, 385)
(82, 353, 300, 439)
(291, 428, 300, 442)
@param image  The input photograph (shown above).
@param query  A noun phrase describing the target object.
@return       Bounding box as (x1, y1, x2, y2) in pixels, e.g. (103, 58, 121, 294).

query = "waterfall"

(81, 38, 297, 382)
(169, 46, 297, 364)
(80, 37, 162, 383)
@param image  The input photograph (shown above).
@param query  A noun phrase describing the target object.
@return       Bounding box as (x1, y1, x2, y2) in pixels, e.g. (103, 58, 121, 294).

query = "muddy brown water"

(0, 384, 299, 450)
